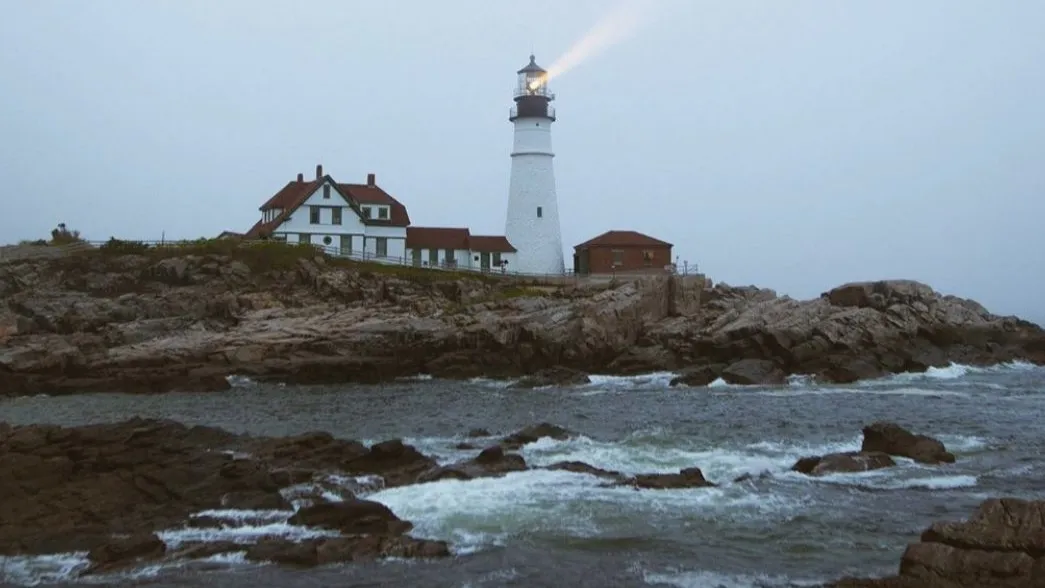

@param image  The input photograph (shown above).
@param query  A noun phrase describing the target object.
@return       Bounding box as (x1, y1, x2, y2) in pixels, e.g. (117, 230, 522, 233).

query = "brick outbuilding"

(573, 230, 673, 275)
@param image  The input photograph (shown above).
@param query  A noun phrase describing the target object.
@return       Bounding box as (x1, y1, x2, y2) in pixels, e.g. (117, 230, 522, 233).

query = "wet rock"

(466, 428, 491, 438)
(669, 364, 725, 387)
(167, 541, 245, 561)
(816, 356, 888, 384)
(544, 461, 627, 482)
(721, 359, 786, 386)
(510, 366, 591, 389)
(416, 445, 527, 483)
(0, 418, 440, 557)
(861, 422, 956, 464)
(245, 536, 450, 567)
(791, 452, 896, 476)
(222, 490, 291, 510)
(733, 471, 773, 483)
(500, 423, 574, 450)
(287, 499, 412, 535)
(344, 439, 438, 487)
(831, 498, 1045, 587)
(83, 533, 166, 575)
(627, 467, 716, 490)
(454, 442, 478, 450)
(3, 251, 1044, 396)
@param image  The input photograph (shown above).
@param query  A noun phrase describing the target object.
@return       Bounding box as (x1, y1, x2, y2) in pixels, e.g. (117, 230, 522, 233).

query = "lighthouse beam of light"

(529, 0, 658, 90)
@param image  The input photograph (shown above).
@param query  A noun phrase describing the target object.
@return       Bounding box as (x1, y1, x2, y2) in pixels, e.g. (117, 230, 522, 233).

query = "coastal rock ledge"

(1, 249, 1043, 395)
(831, 497, 1045, 588)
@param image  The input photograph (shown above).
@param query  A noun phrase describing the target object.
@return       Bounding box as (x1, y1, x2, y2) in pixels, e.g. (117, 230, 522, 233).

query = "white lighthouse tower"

(504, 54, 565, 275)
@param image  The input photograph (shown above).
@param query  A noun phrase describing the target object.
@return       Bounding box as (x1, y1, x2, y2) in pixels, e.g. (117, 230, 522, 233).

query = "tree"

(49, 223, 83, 245)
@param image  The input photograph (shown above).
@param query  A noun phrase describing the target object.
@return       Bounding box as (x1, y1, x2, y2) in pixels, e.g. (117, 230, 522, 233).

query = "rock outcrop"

(1, 250, 1043, 395)
(0, 418, 442, 557)
(0, 417, 725, 573)
(793, 422, 950, 476)
(833, 498, 1045, 588)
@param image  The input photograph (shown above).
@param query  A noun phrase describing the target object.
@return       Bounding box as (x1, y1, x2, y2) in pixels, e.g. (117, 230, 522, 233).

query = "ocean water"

(2, 362, 1044, 587)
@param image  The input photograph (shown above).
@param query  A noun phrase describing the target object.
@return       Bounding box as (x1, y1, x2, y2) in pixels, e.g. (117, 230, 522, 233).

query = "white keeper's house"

(239, 164, 518, 272)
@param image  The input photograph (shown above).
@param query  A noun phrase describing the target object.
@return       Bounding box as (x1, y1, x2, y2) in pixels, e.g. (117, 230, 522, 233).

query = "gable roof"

(469, 235, 517, 253)
(574, 230, 673, 250)
(247, 174, 411, 238)
(338, 183, 410, 227)
(406, 227, 470, 250)
(405, 228, 517, 253)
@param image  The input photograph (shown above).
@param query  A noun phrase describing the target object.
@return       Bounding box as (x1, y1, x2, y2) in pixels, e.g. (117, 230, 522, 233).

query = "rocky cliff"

(1, 248, 1042, 396)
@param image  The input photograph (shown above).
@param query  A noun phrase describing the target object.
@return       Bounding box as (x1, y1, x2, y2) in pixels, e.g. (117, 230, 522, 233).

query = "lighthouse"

(504, 54, 565, 275)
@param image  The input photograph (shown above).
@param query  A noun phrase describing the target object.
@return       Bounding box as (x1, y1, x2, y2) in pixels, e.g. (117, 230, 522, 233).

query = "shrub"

(49, 223, 83, 245)
(99, 238, 151, 255)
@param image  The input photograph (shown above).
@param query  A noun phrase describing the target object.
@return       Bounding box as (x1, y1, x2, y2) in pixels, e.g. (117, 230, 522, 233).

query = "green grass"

(88, 238, 321, 271)
(64, 238, 500, 284)
(345, 259, 499, 284)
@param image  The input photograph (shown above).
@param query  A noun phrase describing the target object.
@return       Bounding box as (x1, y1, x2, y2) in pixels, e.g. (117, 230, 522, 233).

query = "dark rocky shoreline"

(1, 250, 1043, 397)
(1, 417, 1041, 586)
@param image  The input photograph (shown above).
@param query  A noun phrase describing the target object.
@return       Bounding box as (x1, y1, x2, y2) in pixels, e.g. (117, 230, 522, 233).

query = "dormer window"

(378, 207, 389, 220)
(361, 207, 372, 219)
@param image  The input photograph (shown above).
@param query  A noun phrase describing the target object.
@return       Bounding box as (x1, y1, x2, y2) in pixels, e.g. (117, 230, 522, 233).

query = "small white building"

(243, 165, 517, 272)
(404, 227, 517, 272)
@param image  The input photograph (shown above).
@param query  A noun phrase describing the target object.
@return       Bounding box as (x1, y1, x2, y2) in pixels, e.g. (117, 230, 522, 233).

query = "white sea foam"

(368, 468, 803, 556)
(518, 434, 854, 482)
(752, 386, 972, 399)
(643, 568, 822, 588)
(225, 375, 256, 388)
(158, 519, 338, 548)
(0, 552, 89, 586)
(585, 372, 677, 390)
(869, 361, 1042, 385)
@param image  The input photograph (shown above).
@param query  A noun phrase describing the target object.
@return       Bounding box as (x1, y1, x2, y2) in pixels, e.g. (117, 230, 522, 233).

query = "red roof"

(338, 183, 410, 227)
(248, 174, 410, 238)
(469, 235, 517, 253)
(406, 228, 517, 252)
(406, 227, 470, 250)
(574, 230, 673, 250)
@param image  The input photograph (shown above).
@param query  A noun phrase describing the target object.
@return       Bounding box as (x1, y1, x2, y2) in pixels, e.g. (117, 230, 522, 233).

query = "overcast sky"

(1, 1, 1042, 323)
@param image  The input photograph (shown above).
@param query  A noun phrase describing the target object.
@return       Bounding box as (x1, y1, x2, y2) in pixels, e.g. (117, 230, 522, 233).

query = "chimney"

(296, 173, 304, 183)
(367, 173, 376, 187)
(315, 164, 323, 180)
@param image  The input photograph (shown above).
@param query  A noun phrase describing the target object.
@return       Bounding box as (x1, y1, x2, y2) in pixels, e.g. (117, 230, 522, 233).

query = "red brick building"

(573, 230, 673, 275)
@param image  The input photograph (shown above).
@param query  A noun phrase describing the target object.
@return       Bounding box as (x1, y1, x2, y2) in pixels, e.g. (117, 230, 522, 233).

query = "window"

(536, 206, 543, 218)
(378, 207, 389, 220)
(332, 207, 342, 225)
(323, 185, 331, 199)
(375, 237, 388, 257)
(444, 249, 454, 266)
(309, 206, 320, 224)
(272, 234, 287, 242)
(642, 250, 654, 267)
(300, 233, 311, 244)
(493, 252, 502, 265)
(361, 207, 372, 219)
(429, 248, 438, 266)
(612, 249, 624, 267)
(322, 235, 332, 246)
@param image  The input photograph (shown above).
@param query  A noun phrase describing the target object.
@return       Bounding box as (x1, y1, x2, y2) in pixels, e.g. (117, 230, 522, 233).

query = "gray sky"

(2, 1, 1043, 323)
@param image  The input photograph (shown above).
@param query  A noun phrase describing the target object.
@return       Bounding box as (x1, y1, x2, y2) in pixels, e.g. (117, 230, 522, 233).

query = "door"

(411, 249, 422, 266)
(480, 252, 490, 272)
(340, 235, 352, 257)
